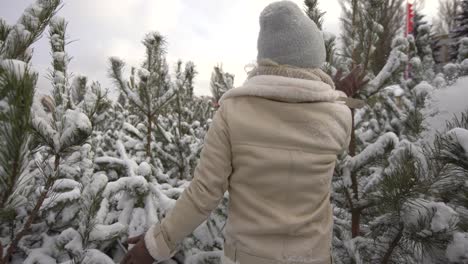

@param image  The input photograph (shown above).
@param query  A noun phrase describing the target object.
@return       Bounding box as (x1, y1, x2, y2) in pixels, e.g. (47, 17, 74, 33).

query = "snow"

(57, 228, 83, 255)
(365, 36, 408, 95)
(446, 232, 468, 262)
(402, 200, 459, 233)
(87, 173, 108, 196)
(123, 122, 143, 139)
(52, 51, 66, 62)
(184, 250, 223, 264)
(0, 59, 31, 77)
(81, 249, 116, 264)
(103, 176, 148, 197)
(138, 162, 152, 176)
(51, 179, 82, 191)
(53, 70, 65, 85)
(429, 202, 459, 233)
(447, 128, 468, 154)
(60, 109, 92, 150)
(89, 223, 126, 241)
(413, 81, 434, 98)
(384, 85, 404, 97)
(42, 186, 81, 209)
(423, 76, 468, 140)
(347, 132, 399, 171)
(128, 208, 146, 237)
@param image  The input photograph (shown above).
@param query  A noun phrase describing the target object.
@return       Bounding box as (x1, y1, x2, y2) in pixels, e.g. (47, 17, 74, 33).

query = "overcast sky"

(1, 0, 439, 97)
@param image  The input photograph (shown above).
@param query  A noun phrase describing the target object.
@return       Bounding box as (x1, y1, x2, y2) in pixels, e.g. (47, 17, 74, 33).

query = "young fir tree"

(109, 32, 174, 162)
(0, 1, 62, 262)
(20, 16, 120, 263)
(370, 0, 405, 75)
(333, 19, 464, 261)
(412, 22, 436, 83)
(154, 61, 205, 180)
(339, 0, 404, 75)
(209, 64, 234, 108)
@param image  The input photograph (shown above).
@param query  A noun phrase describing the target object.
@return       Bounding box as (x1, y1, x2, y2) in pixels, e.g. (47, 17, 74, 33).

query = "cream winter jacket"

(144, 74, 352, 264)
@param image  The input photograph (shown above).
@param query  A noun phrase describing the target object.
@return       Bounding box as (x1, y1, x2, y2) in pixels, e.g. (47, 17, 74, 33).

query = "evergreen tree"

(210, 64, 234, 108)
(109, 32, 175, 162)
(0, 1, 62, 262)
(154, 61, 207, 180)
(458, 37, 468, 63)
(412, 22, 436, 82)
(339, 0, 404, 75)
(370, 0, 405, 74)
(333, 34, 463, 263)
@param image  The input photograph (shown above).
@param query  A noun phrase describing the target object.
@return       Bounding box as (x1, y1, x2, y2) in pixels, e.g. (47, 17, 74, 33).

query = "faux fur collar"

(219, 75, 347, 104)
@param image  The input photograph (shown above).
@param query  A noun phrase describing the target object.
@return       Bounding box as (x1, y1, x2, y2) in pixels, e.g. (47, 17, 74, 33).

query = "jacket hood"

(219, 75, 347, 104)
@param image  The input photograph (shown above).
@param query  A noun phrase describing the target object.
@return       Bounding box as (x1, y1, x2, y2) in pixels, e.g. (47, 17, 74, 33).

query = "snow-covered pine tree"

(332, 19, 463, 261)
(450, 0, 468, 61)
(458, 37, 468, 63)
(154, 60, 204, 180)
(109, 32, 174, 162)
(370, 0, 405, 75)
(0, 59, 38, 264)
(100, 31, 226, 262)
(412, 21, 436, 83)
(0, 1, 62, 263)
(209, 65, 234, 108)
(339, 0, 404, 74)
(16, 16, 121, 264)
(70, 76, 112, 130)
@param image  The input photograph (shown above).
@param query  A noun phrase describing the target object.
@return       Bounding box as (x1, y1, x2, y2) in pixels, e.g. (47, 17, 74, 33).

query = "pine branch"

(1, 0, 62, 61)
(0, 61, 36, 209)
(381, 224, 404, 264)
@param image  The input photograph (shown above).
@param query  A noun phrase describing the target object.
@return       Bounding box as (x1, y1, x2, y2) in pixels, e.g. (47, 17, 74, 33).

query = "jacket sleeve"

(144, 103, 233, 260)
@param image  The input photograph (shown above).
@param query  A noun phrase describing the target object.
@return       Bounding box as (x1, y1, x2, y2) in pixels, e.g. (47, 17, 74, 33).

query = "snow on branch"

(365, 37, 409, 97)
(59, 109, 92, 151)
(103, 176, 148, 198)
(348, 132, 399, 172)
(108, 57, 145, 110)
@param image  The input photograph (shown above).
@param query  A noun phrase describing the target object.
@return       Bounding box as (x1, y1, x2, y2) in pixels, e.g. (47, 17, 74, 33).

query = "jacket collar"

(219, 75, 346, 104)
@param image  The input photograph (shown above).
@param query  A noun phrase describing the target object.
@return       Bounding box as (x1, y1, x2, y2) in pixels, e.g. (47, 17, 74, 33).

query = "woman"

(121, 1, 366, 263)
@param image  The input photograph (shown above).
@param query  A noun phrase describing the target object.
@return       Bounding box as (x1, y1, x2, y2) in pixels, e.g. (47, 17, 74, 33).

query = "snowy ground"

(423, 76, 468, 141)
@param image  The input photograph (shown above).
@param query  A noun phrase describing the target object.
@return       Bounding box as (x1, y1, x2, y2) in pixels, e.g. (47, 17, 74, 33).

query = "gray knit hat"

(257, 1, 326, 69)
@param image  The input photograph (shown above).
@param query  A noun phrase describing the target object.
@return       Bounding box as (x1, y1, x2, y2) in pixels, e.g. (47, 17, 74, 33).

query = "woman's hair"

(246, 59, 335, 89)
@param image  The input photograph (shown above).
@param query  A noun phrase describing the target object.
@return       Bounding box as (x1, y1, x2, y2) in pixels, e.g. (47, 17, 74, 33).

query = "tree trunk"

(349, 109, 361, 238)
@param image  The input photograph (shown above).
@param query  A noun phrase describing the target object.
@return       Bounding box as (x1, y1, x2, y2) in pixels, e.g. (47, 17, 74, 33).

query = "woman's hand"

(334, 65, 369, 98)
(120, 234, 156, 264)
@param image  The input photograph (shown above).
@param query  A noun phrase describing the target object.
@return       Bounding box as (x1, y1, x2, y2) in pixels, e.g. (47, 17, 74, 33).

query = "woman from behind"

(121, 1, 362, 263)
